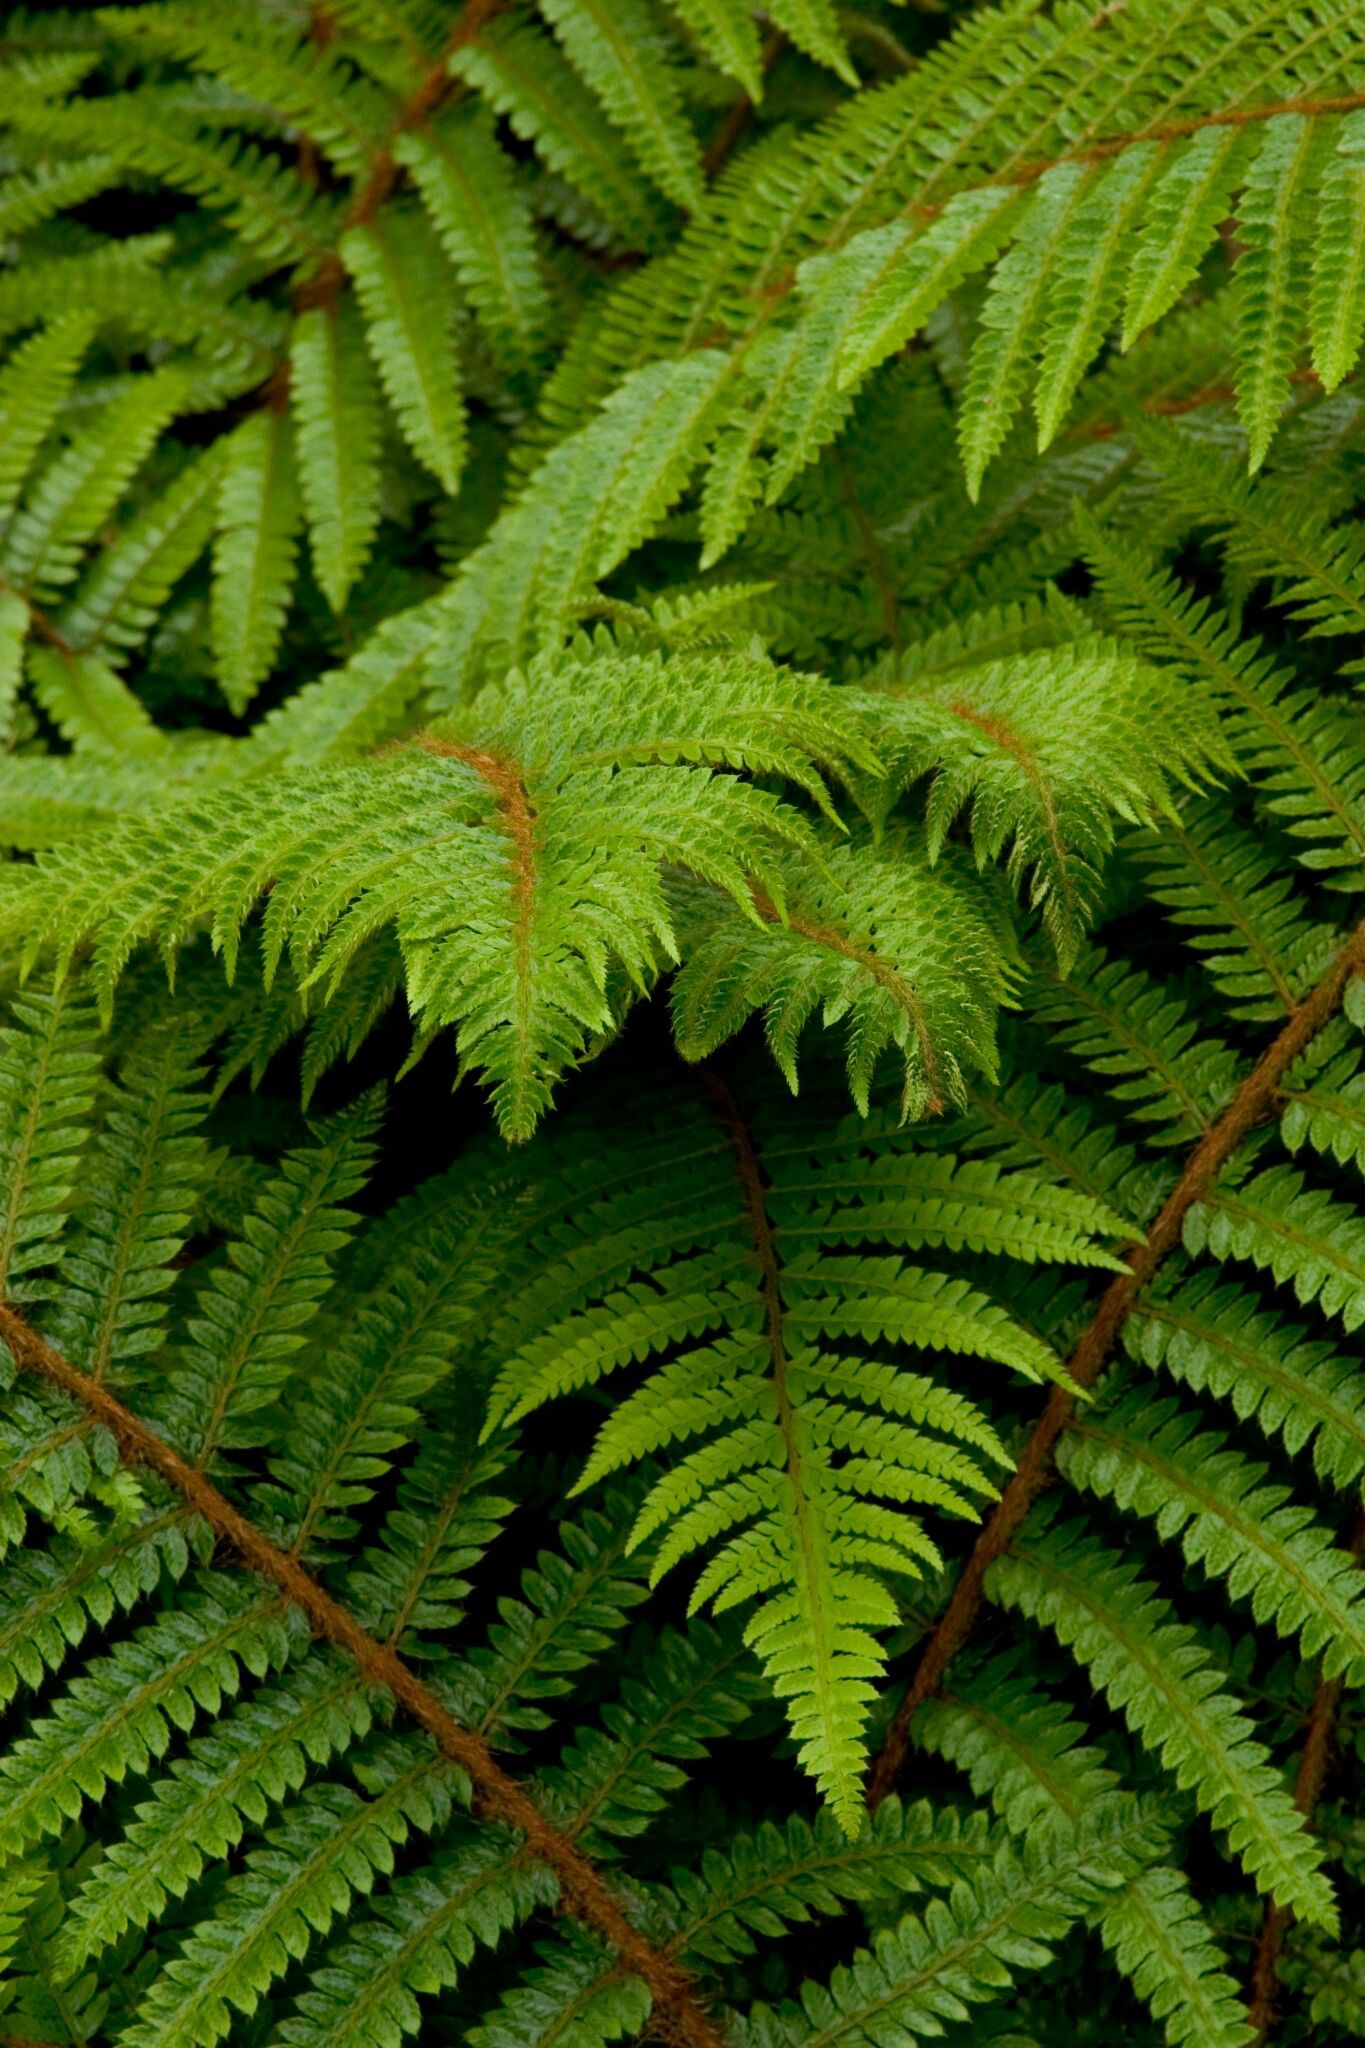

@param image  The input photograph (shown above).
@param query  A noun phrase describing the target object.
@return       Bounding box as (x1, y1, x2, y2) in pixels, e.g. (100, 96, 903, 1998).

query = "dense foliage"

(3, 1, 1365, 2042)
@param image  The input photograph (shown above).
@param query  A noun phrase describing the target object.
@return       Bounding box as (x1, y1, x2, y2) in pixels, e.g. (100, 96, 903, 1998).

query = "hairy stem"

(289, 0, 509, 317)
(0, 1304, 727, 2048)
(866, 915, 1365, 1810)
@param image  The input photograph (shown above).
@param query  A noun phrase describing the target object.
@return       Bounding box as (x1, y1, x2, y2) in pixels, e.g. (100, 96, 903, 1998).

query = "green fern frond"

(483, 1079, 1116, 1827)
(990, 1510, 1337, 1927)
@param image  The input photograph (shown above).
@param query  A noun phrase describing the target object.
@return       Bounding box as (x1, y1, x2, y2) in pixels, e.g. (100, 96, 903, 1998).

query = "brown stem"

(1245, 1503, 1365, 2041)
(746, 884, 943, 1114)
(745, 88, 1365, 320)
(0, 1305, 727, 2048)
(865, 915, 1365, 1810)
(1080, 365, 1326, 443)
(288, 0, 509, 320)
(904, 88, 1365, 228)
(701, 1070, 820, 1591)
(1012, 88, 1365, 184)
(414, 734, 537, 1018)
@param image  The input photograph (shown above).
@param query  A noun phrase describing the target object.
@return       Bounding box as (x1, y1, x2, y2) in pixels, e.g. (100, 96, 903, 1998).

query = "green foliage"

(3, 4, 1365, 2044)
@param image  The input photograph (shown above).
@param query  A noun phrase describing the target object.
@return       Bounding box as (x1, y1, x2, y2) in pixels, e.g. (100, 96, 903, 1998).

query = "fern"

(5, 8, 1365, 2044)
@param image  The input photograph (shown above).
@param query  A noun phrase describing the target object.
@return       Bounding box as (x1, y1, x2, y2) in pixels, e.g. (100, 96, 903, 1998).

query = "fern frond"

(990, 1510, 1336, 1927)
(290, 301, 383, 615)
(1, 366, 187, 603)
(1189, 1162, 1365, 1334)
(670, 833, 1014, 1118)
(1310, 114, 1365, 390)
(0, 981, 101, 1303)
(868, 643, 1226, 966)
(0, 1579, 304, 1860)
(56, 441, 224, 663)
(537, 0, 704, 215)
(148, 1097, 379, 1463)
(1129, 803, 1337, 1021)
(1098, 1865, 1256, 2048)
(266, 1833, 547, 2048)
(1031, 948, 1239, 1147)
(484, 1077, 1116, 1826)
(0, 313, 93, 531)
(395, 112, 550, 370)
(343, 210, 466, 493)
(1129, 1266, 1365, 1491)
(120, 1743, 467, 2048)
(58, 1654, 373, 1975)
(211, 409, 303, 716)
(748, 1802, 1161, 2048)
(1060, 1380, 1365, 1680)
(664, 1797, 994, 1967)
(42, 1016, 208, 1386)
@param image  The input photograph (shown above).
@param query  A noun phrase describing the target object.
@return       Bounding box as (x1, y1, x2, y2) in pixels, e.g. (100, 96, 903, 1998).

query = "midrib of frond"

(1128, 1299, 1365, 1460)
(749, 886, 944, 1113)
(1162, 819, 1298, 1013)
(1068, 1413, 1365, 1648)
(800, 1802, 1157, 2048)
(0, 1300, 727, 2048)
(761, 69, 1365, 332)
(703, 1072, 843, 1741)
(564, 1635, 751, 1844)
(415, 733, 537, 1076)
(148, 1750, 439, 2031)
(867, 911, 1365, 1809)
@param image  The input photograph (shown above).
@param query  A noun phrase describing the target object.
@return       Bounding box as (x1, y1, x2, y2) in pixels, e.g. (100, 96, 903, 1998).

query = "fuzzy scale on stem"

(0, 1303, 728, 2048)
